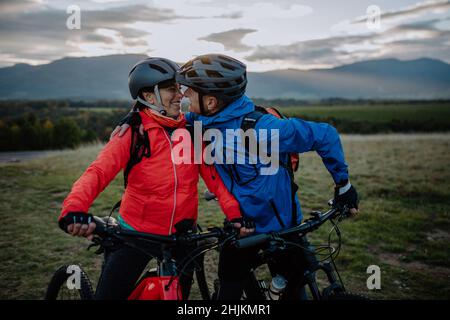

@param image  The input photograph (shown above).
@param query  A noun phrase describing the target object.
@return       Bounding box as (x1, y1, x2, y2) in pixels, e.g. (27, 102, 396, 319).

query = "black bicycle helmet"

(128, 57, 180, 99)
(176, 54, 247, 103)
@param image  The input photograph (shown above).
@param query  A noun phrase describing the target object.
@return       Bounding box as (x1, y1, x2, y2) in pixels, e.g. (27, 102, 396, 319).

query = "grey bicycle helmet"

(128, 57, 180, 100)
(176, 54, 247, 103)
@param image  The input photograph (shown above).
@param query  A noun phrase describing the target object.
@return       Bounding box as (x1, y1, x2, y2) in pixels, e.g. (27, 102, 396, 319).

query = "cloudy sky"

(1, 0, 449, 71)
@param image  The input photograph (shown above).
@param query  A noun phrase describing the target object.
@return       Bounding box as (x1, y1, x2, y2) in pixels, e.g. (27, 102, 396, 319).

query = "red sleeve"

(59, 130, 132, 220)
(199, 163, 241, 221)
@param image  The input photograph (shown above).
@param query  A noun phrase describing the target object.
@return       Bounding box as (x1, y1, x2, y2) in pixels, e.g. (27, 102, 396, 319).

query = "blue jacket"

(186, 95, 349, 233)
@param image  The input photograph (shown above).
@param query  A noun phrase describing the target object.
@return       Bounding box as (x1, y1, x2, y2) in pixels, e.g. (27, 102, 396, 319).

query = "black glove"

(333, 181, 359, 211)
(59, 212, 94, 233)
(229, 217, 256, 229)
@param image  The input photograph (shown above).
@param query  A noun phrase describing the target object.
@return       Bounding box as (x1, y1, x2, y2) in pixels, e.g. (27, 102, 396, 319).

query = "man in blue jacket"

(175, 54, 359, 299)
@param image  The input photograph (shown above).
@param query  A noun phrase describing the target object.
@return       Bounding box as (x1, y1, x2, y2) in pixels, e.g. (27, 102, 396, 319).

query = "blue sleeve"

(257, 115, 349, 183)
(185, 112, 197, 125)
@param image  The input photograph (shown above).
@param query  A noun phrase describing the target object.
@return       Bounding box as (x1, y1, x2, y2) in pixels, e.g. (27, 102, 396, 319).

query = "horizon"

(2, 53, 448, 73)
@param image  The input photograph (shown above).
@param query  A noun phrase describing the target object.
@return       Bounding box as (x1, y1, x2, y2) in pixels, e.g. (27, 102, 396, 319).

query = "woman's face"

(159, 84, 183, 118)
(143, 84, 183, 118)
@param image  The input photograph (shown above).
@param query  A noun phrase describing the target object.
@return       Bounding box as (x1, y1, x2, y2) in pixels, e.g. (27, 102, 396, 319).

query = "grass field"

(282, 103, 450, 122)
(0, 134, 449, 299)
(280, 103, 450, 133)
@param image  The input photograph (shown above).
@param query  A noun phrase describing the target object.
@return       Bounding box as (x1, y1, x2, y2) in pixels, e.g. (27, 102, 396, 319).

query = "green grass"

(280, 103, 450, 133)
(281, 103, 450, 123)
(0, 134, 449, 299)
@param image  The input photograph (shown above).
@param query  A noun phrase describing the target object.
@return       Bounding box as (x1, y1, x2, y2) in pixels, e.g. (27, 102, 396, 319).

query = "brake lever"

(87, 237, 105, 254)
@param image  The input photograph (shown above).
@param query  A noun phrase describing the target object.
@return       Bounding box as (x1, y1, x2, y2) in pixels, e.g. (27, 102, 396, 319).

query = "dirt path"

(0, 150, 64, 164)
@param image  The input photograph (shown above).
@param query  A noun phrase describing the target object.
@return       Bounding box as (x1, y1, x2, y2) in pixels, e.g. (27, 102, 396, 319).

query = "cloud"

(199, 28, 257, 52)
(246, 17, 450, 68)
(213, 11, 243, 19)
(0, 3, 190, 66)
(0, 0, 43, 15)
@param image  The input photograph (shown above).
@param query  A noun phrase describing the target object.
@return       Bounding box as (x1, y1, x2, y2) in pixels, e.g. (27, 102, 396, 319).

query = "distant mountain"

(0, 54, 148, 100)
(247, 58, 450, 99)
(0, 55, 449, 100)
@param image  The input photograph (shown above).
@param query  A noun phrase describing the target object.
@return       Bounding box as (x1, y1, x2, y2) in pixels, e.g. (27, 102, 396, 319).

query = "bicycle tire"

(195, 253, 214, 300)
(45, 265, 94, 300)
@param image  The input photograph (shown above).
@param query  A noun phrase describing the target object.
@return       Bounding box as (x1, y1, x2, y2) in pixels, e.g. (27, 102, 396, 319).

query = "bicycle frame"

(92, 219, 230, 300)
(236, 206, 349, 300)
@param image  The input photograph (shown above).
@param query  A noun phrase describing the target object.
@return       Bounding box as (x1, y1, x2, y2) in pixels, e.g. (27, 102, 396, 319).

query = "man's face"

(181, 86, 221, 115)
(182, 86, 201, 114)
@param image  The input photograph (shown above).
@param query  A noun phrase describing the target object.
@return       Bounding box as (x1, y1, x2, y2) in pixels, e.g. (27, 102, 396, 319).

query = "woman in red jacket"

(58, 58, 243, 299)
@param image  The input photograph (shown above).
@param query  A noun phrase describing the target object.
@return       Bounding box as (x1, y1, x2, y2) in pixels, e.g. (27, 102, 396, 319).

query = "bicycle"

(45, 216, 236, 300)
(231, 201, 368, 300)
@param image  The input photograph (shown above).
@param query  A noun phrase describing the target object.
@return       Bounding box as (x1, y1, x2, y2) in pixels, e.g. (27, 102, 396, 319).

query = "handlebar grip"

(92, 216, 107, 236)
(233, 234, 270, 249)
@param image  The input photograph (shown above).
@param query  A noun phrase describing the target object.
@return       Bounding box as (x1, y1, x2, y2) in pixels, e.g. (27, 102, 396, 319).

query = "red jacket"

(59, 111, 241, 235)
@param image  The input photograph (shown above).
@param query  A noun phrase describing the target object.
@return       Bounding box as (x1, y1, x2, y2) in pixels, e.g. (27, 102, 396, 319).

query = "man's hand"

(334, 180, 359, 217)
(230, 218, 255, 238)
(59, 212, 96, 241)
(109, 110, 144, 140)
(110, 123, 144, 140)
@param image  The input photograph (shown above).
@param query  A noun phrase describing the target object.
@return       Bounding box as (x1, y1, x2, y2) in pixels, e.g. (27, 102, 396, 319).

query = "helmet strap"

(136, 84, 167, 116)
(198, 92, 207, 116)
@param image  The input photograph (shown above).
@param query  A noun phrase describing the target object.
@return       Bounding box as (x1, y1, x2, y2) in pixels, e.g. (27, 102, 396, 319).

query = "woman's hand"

(60, 212, 97, 241)
(67, 222, 97, 241)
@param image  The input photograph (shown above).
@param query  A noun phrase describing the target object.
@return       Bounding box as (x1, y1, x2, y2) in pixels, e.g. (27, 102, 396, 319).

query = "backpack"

(241, 105, 299, 172)
(110, 110, 151, 214)
(240, 105, 300, 227)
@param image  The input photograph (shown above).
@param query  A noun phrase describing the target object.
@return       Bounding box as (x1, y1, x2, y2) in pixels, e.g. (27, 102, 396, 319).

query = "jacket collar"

(186, 95, 255, 128)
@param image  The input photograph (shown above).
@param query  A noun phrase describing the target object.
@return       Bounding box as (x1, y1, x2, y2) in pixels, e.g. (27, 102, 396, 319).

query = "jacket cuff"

(223, 204, 242, 221)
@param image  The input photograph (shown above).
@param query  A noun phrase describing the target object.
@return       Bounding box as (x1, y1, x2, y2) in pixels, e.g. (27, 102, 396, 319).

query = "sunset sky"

(1, 0, 449, 71)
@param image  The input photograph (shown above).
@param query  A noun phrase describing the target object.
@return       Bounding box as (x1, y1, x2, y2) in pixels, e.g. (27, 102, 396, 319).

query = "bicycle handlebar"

(92, 216, 231, 245)
(233, 206, 343, 249)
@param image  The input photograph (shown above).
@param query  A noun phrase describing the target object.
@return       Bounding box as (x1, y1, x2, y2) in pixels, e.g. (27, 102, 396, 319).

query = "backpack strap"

(241, 106, 299, 227)
(123, 111, 151, 188)
(241, 110, 264, 132)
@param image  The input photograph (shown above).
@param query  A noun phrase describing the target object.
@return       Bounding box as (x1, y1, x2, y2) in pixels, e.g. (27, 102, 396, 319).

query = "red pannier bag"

(128, 276, 182, 300)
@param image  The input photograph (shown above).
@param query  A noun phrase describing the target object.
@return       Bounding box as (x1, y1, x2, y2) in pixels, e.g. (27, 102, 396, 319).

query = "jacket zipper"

(269, 199, 285, 228)
(163, 130, 177, 235)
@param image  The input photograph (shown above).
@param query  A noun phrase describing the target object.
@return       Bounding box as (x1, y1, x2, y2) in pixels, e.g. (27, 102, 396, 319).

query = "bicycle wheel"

(192, 250, 220, 300)
(195, 253, 219, 300)
(45, 265, 94, 300)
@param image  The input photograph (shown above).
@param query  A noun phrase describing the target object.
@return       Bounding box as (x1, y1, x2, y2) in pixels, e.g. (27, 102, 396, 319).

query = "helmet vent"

(220, 62, 236, 71)
(187, 70, 199, 78)
(219, 55, 234, 63)
(148, 63, 168, 74)
(200, 57, 211, 65)
(215, 82, 229, 88)
(206, 70, 224, 78)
